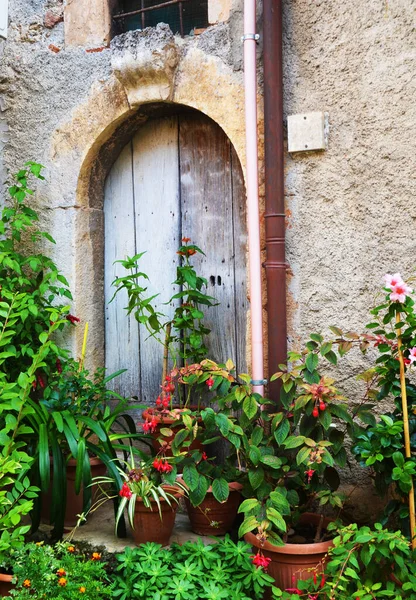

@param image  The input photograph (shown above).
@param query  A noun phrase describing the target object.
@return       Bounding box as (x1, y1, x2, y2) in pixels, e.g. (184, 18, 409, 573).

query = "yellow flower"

(56, 568, 66, 577)
(23, 579, 31, 588)
(67, 545, 75, 553)
(58, 577, 67, 587)
(79, 587, 86, 593)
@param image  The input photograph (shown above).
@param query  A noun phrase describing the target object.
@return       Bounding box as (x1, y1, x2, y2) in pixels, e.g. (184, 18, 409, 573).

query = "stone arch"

(50, 34, 253, 367)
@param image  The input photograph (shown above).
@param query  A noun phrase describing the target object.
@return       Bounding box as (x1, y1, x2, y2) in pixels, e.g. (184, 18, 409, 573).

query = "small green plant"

(112, 238, 217, 373)
(271, 523, 416, 599)
(9, 541, 112, 599)
(112, 537, 274, 600)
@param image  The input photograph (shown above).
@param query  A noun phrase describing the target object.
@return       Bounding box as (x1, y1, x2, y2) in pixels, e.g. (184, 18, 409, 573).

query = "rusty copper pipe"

(263, 0, 287, 404)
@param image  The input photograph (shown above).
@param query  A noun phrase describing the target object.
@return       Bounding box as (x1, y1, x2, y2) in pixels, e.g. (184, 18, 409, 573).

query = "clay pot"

(132, 486, 182, 546)
(245, 513, 334, 595)
(185, 482, 242, 535)
(42, 456, 107, 528)
(0, 572, 14, 597)
(142, 408, 203, 455)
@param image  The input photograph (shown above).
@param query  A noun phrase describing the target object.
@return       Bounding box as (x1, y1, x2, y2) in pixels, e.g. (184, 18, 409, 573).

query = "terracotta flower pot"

(185, 482, 242, 535)
(42, 456, 107, 528)
(0, 572, 14, 597)
(142, 408, 203, 455)
(132, 486, 182, 546)
(245, 513, 334, 595)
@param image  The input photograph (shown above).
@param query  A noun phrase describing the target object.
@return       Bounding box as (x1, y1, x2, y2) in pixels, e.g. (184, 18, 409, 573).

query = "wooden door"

(104, 112, 247, 407)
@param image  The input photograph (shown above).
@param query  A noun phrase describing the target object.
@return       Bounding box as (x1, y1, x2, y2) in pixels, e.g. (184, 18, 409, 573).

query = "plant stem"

(395, 310, 416, 550)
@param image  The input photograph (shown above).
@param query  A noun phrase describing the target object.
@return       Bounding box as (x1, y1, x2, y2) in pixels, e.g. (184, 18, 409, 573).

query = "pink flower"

(390, 281, 412, 303)
(409, 348, 416, 364)
(384, 273, 404, 289)
(119, 482, 132, 499)
(206, 377, 214, 389)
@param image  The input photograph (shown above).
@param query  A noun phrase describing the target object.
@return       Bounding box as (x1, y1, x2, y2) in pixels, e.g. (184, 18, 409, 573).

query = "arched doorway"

(104, 109, 247, 405)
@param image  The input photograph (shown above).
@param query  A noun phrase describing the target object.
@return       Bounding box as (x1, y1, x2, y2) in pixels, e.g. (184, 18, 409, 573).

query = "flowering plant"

(9, 541, 111, 599)
(95, 451, 186, 533)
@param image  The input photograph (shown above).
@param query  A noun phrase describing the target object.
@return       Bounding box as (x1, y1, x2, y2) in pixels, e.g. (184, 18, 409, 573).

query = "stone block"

(208, 0, 231, 24)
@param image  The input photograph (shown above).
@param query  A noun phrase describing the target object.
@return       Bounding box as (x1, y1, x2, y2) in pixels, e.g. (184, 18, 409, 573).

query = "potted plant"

(26, 357, 146, 538)
(271, 523, 416, 599)
(97, 450, 186, 546)
(202, 348, 361, 590)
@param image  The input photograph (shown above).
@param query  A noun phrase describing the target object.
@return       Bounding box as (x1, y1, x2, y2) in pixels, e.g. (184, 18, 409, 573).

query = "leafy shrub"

(112, 537, 274, 600)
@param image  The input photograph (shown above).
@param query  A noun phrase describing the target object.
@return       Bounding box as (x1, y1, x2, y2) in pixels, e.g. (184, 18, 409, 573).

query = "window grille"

(115, 0, 209, 37)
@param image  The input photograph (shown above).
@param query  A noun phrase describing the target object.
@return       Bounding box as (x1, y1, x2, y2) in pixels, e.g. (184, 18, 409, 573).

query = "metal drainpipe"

(263, 0, 287, 403)
(243, 0, 265, 396)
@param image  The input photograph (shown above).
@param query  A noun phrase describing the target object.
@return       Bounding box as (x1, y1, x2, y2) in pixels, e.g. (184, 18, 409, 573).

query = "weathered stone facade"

(0, 0, 415, 418)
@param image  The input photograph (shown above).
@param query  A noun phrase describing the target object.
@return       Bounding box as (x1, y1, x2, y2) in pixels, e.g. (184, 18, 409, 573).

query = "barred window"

(115, 1, 209, 37)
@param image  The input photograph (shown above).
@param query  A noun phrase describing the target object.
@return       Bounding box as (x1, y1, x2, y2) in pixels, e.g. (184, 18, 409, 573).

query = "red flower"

(66, 314, 80, 324)
(162, 398, 170, 408)
(319, 401, 326, 411)
(320, 574, 325, 588)
(142, 418, 157, 434)
(206, 377, 214, 389)
(251, 552, 271, 569)
(56, 568, 66, 577)
(152, 458, 173, 473)
(312, 407, 319, 418)
(119, 482, 132, 499)
(56, 358, 62, 373)
(37, 374, 45, 389)
(156, 396, 162, 407)
(182, 237, 191, 243)
(201, 452, 208, 460)
(305, 468, 315, 484)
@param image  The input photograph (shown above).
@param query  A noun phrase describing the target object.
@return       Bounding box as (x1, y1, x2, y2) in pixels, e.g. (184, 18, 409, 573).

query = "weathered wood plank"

(104, 142, 140, 400)
(179, 113, 238, 366)
(231, 144, 248, 375)
(132, 116, 181, 405)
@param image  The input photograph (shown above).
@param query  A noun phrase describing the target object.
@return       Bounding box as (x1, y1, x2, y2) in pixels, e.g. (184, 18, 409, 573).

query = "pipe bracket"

(242, 33, 260, 43)
(250, 379, 268, 386)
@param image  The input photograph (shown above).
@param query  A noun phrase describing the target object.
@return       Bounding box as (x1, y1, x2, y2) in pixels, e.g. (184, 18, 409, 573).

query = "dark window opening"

(115, 0, 209, 37)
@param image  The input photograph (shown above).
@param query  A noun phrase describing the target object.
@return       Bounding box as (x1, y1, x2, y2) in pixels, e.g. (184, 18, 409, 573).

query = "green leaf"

(274, 419, 290, 445)
(212, 478, 229, 503)
(238, 498, 261, 513)
(325, 350, 338, 365)
(243, 395, 258, 420)
(238, 515, 259, 538)
(183, 464, 199, 492)
(266, 507, 287, 533)
(260, 455, 282, 469)
(248, 467, 264, 491)
(283, 435, 305, 449)
(39, 423, 50, 493)
(305, 353, 319, 372)
(296, 446, 311, 465)
(189, 474, 209, 507)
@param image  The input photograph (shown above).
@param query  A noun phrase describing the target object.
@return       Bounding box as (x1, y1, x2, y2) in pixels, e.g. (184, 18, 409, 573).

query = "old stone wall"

(0, 0, 252, 365)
